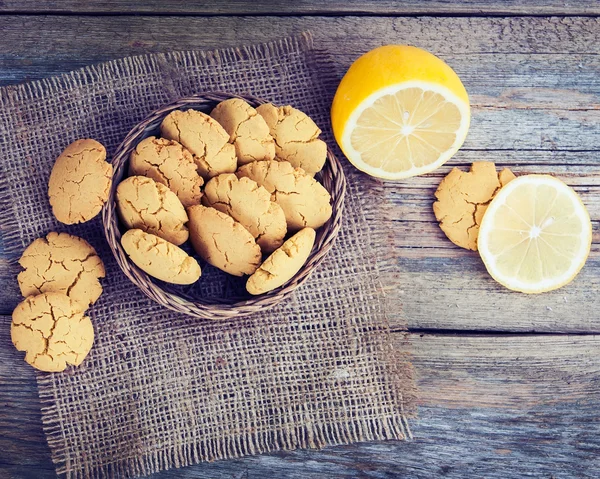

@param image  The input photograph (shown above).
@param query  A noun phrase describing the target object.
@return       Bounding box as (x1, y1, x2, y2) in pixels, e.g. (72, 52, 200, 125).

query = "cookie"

(117, 176, 189, 245)
(129, 136, 204, 207)
(210, 98, 275, 165)
(256, 103, 327, 176)
(237, 160, 332, 231)
(202, 174, 286, 253)
(11, 292, 94, 372)
(187, 205, 261, 276)
(18, 232, 105, 310)
(160, 109, 237, 179)
(433, 162, 517, 251)
(48, 139, 113, 224)
(246, 227, 316, 295)
(121, 229, 201, 285)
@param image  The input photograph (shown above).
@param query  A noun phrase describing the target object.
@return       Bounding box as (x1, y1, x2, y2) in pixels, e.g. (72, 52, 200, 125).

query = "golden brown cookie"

(246, 228, 316, 295)
(202, 174, 286, 253)
(11, 292, 94, 372)
(237, 160, 332, 231)
(121, 229, 201, 285)
(433, 162, 517, 251)
(160, 109, 237, 179)
(256, 103, 327, 176)
(187, 205, 261, 276)
(210, 98, 275, 165)
(117, 176, 189, 245)
(48, 139, 113, 224)
(18, 232, 105, 310)
(129, 136, 204, 207)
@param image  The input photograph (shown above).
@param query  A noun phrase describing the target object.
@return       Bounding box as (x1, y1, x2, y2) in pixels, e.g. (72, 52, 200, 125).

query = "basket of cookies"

(103, 92, 345, 320)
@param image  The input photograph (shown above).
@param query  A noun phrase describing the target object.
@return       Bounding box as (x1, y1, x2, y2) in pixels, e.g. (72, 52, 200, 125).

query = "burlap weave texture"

(0, 32, 416, 478)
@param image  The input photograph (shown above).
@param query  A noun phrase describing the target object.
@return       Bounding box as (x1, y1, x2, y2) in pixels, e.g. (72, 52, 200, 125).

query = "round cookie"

(11, 292, 94, 372)
(48, 139, 113, 224)
(210, 98, 275, 165)
(237, 160, 332, 231)
(433, 162, 517, 251)
(187, 205, 261, 276)
(160, 109, 237, 179)
(18, 232, 105, 310)
(256, 103, 327, 176)
(246, 228, 316, 295)
(202, 174, 286, 253)
(117, 176, 189, 245)
(129, 136, 204, 207)
(121, 229, 201, 285)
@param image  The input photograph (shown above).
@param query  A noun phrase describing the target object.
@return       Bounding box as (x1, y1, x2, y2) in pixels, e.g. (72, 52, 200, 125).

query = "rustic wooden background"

(1, 1, 599, 478)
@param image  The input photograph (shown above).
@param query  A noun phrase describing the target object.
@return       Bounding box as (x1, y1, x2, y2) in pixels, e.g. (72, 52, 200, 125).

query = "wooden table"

(1, 2, 599, 477)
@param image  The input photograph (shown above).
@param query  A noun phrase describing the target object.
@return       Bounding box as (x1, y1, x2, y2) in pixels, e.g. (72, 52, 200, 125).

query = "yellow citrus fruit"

(478, 175, 592, 294)
(331, 45, 470, 180)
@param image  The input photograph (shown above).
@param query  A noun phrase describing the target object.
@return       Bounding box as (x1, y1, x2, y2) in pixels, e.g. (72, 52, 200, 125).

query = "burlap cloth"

(0, 32, 416, 477)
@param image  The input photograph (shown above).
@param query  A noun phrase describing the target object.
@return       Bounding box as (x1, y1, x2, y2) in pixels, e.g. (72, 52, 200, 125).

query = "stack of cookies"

(116, 99, 333, 295)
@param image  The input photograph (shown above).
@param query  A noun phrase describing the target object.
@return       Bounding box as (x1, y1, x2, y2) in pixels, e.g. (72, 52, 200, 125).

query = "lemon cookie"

(160, 109, 237, 179)
(433, 162, 516, 251)
(18, 232, 105, 309)
(11, 292, 94, 372)
(187, 205, 261, 276)
(247, 227, 316, 295)
(129, 136, 204, 207)
(256, 103, 326, 176)
(237, 160, 332, 231)
(210, 98, 275, 165)
(117, 176, 189, 245)
(121, 229, 201, 284)
(48, 139, 113, 224)
(202, 174, 286, 253)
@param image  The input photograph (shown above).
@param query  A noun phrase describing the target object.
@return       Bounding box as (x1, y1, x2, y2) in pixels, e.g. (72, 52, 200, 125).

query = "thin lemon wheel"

(331, 45, 470, 180)
(478, 175, 592, 294)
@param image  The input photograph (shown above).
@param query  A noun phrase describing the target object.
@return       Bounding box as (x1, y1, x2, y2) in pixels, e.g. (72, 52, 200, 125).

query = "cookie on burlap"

(210, 98, 276, 165)
(117, 176, 189, 245)
(187, 205, 261, 277)
(129, 136, 204, 208)
(433, 162, 517, 251)
(256, 103, 326, 176)
(11, 292, 94, 372)
(237, 160, 332, 231)
(247, 227, 316, 295)
(18, 232, 105, 309)
(121, 229, 201, 285)
(48, 139, 113, 224)
(202, 174, 286, 253)
(160, 109, 237, 179)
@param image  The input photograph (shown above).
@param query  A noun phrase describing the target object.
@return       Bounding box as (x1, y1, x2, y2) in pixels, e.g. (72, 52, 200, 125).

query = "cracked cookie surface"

(160, 109, 237, 179)
(18, 232, 105, 310)
(11, 292, 94, 372)
(121, 229, 201, 285)
(48, 139, 113, 224)
(246, 227, 316, 295)
(210, 98, 275, 165)
(237, 160, 332, 231)
(129, 136, 204, 208)
(202, 174, 286, 253)
(256, 103, 327, 176)
(117, 176, 189, 245)
(433, 162, 517, 251)
(187, 205, 261, 277)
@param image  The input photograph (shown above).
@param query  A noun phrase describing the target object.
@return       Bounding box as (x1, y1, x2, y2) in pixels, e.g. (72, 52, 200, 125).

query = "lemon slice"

(478, 175, 592, 294)
(331, 45, 470, 180)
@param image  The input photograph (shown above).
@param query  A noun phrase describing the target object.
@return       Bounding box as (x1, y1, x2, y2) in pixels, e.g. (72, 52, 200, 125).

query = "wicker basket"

(102, 92, 346, 320)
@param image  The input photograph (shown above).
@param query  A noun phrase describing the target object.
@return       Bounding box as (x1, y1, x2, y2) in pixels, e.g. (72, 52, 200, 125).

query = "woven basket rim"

(102, 91, 346, 320)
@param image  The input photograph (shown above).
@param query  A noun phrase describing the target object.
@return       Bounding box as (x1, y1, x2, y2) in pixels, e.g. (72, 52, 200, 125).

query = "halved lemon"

(478, 175, 592, 294)
(331, 45, 470, 180)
